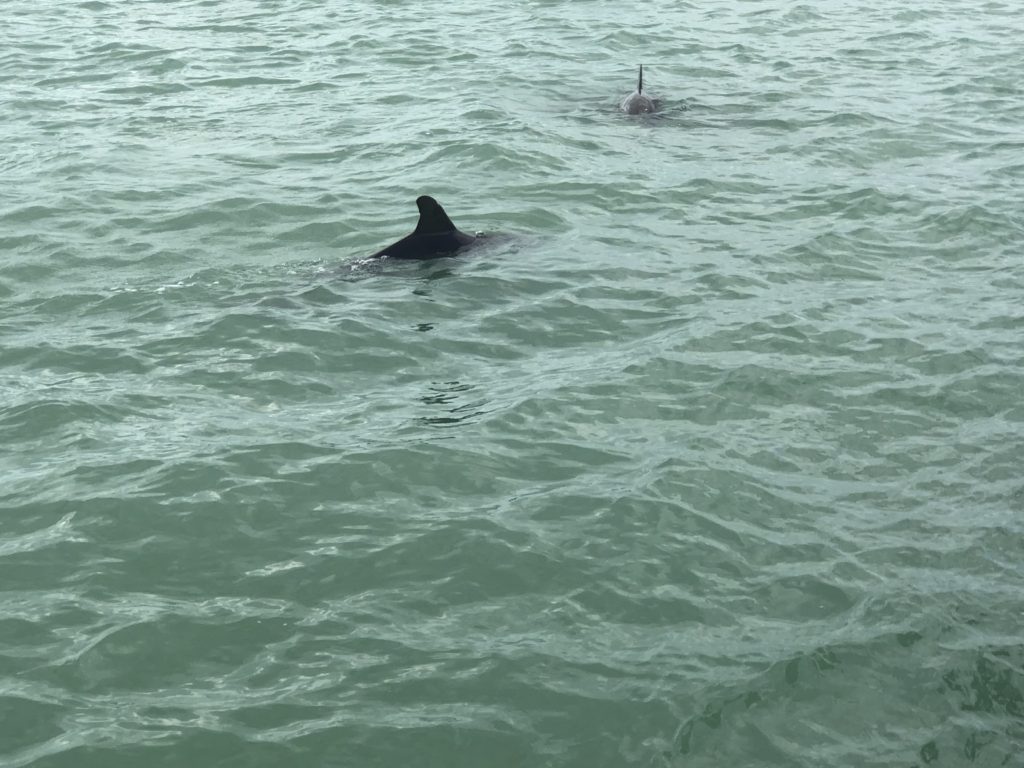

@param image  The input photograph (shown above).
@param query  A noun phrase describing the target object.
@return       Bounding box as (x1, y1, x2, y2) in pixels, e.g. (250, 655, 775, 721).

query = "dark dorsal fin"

(414, 195, 456, 235)
(637, 64, 644, 94)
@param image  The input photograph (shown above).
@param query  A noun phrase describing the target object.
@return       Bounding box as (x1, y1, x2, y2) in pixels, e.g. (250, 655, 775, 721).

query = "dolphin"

(368, 196, 477, 260)
(621, 65, 658, 115)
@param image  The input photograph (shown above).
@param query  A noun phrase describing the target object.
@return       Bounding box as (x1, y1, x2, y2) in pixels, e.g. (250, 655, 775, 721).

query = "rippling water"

(3, 0, 1024, 765)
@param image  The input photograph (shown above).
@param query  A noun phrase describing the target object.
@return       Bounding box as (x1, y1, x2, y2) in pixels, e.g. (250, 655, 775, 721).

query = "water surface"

(2, 1, 1023, 766)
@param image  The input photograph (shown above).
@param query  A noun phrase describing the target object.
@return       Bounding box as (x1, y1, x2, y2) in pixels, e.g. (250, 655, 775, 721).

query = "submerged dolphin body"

(621, 65, 658, 115)
(369, 196, 477, 260)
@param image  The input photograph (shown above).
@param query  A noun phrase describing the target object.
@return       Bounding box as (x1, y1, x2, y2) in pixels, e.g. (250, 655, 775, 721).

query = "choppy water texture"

(3, 0, 1024, 765)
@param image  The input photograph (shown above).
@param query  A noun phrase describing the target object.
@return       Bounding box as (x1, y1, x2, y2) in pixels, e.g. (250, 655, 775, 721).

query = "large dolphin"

(369, 196, 477, 260)
(621, 65, 658, 115)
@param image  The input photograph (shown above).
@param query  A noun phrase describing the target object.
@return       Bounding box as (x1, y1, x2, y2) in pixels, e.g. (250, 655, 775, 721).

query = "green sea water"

(2, 1, 1023, 766)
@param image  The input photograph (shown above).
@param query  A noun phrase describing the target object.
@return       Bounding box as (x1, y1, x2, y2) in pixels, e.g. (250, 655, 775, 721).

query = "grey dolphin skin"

(369, 195, 477, 260)
(621, 64, 658, 115)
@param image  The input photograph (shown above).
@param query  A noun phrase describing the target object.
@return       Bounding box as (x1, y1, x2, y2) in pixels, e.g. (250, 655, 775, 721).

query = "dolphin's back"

(622, 64, 658, 114)
(370, 230, 475, 260)
(369, 196, 476, 260)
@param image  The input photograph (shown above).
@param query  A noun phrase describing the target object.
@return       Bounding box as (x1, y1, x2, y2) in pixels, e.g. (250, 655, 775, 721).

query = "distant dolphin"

(621, 65, 658, 115)
(369, 196, 477, 260)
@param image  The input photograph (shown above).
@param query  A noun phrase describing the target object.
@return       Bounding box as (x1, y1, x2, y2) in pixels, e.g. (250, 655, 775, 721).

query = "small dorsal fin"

(414, 195, 456, 235)
(638, 64, 644, 94)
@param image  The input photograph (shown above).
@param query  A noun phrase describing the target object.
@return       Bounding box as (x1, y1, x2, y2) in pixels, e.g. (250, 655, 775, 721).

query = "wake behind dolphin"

(369, 196, 477, 260)
(621, 65, 659, 115)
